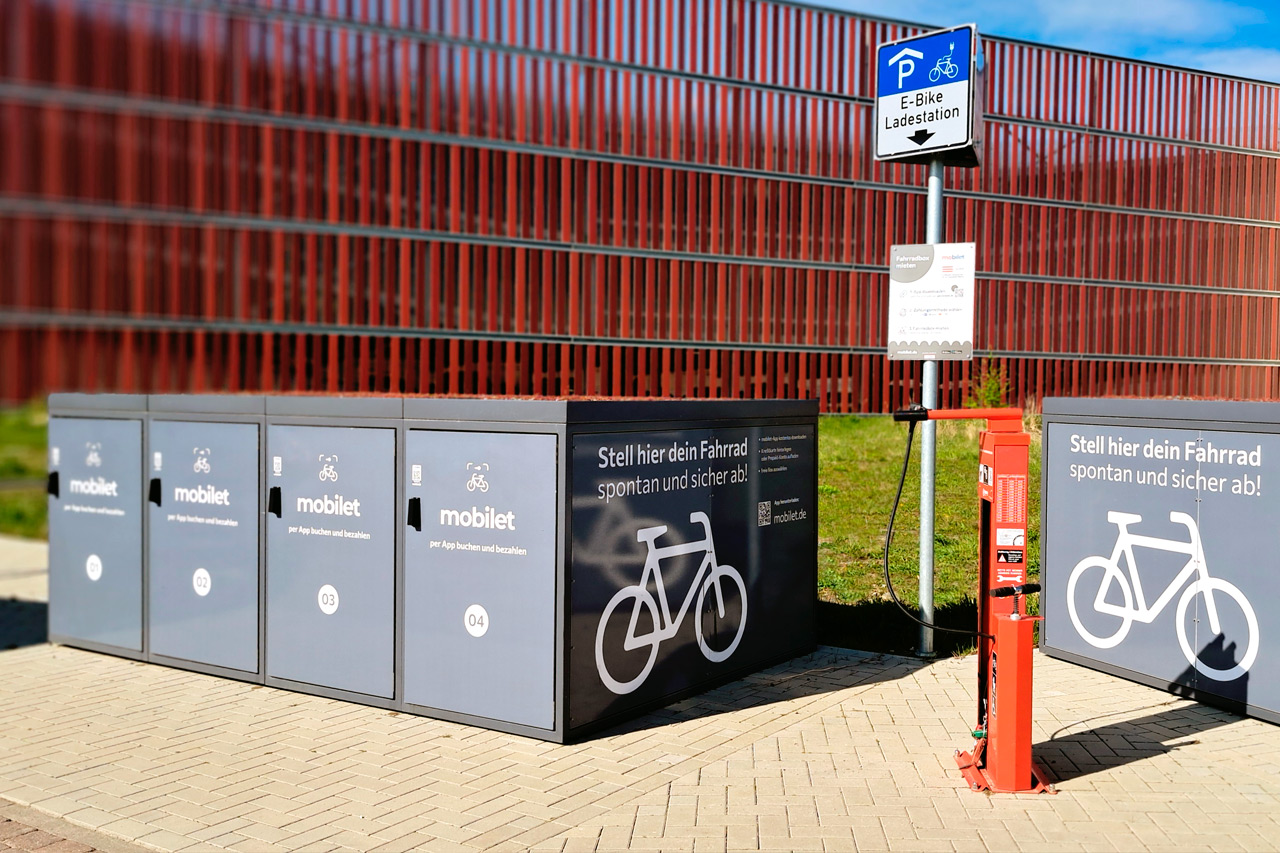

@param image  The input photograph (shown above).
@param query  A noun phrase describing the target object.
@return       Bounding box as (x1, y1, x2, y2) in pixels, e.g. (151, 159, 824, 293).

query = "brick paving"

(0, 800, 145, 853)
(3, 538, 1279, 851)
(0, 821, 90, 853)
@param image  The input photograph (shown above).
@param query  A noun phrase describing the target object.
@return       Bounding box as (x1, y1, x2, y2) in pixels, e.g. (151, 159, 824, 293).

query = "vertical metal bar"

(918, 157, 944, 658)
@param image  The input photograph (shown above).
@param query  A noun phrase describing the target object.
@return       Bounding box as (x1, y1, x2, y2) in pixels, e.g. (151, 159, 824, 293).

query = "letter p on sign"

(888, 46, 924, 89)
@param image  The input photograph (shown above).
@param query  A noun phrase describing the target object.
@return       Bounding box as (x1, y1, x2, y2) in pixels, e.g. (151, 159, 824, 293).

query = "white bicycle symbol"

(1067, 510, 1258, 681)
(318, 454, 339, 482)
(928, 44, 959, 82)
(594, 511, 748, 695)
(193, 456, 211, 474)
(466, 461, 490, 492)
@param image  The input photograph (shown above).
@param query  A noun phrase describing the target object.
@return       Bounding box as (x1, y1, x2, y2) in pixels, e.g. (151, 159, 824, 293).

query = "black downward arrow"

(909, 128, 935, 146)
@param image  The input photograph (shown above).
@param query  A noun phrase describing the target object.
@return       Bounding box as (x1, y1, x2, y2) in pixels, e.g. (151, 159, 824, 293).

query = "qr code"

(757, 501, 771, 526)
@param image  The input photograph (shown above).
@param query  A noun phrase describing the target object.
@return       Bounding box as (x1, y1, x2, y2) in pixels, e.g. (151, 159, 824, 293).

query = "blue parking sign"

(875, 24, 980, 164)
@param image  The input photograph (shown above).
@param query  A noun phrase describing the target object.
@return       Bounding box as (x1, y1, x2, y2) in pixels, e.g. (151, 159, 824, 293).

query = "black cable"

(883, 418, 993, 640)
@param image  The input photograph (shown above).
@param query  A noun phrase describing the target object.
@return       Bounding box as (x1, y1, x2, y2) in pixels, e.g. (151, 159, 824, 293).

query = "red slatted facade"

(1, 0, 1278, 410)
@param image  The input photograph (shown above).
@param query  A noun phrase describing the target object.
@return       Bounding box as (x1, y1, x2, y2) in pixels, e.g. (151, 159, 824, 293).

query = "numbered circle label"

(317, 584, 340, 615)
(464, 604, 489, 638)
(85, 554, 103, 582)
(192, 568, 212, 597)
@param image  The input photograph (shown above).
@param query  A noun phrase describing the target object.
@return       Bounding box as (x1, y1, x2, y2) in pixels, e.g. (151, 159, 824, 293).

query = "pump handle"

(892, 405, 930, 422)
(892, 405, 1024, 431)
(990, 583, 1041, 598)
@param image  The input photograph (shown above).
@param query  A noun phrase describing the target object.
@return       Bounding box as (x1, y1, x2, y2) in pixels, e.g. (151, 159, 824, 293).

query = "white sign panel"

(887, 242, 976, 361)
(876, 25, 977, 162)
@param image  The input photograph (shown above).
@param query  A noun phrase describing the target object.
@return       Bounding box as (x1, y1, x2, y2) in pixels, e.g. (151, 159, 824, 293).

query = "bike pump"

(892, 405, 1053, 795)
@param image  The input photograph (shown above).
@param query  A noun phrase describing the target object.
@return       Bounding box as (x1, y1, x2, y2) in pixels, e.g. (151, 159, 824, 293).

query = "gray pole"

(918, 158, 945, 658)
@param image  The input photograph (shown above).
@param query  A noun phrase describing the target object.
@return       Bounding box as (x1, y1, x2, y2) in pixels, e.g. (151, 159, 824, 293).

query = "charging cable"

(884, 411, 992, 640)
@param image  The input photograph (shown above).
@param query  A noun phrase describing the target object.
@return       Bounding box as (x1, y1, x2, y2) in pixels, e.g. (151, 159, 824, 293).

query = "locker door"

(265, 425, 395, 698)
(404, 431, 557, 728)
(48, 417, 143, 651)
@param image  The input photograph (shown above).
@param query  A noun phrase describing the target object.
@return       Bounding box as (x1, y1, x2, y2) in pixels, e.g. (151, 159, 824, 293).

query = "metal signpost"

(876, 24, 982, 656)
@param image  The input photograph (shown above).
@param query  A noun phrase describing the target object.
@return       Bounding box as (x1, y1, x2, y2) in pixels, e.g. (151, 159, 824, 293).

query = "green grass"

(0, 403, 1041, 654)
(817, 414, 1043, 605)
(0, 402, 49, 540)
(0, 402, 47, 481)
(816, 414, 1042, 655)
(0, 489, 47, 540)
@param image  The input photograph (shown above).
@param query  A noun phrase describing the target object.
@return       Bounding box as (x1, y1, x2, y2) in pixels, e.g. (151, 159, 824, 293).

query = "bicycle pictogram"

(466, 461, 490, 492)
(317, 454, 339, 482)
(193, 447, 211, 474)
(1067, 510, 1258, 681)
(594, 511, 748, 695)
(85, 442, 102, 467)
(928, 42, 960, 82)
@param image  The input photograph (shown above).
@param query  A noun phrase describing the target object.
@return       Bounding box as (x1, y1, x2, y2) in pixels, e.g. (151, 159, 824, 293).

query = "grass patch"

(0, 488, 47, 540)
(0, 402, 48, 481)
(0, 402, 49, 540)
(816, 413, 1042, 655)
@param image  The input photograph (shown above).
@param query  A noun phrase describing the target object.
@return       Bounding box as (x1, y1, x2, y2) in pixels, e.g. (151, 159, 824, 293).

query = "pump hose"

(883, 418, 992, 640)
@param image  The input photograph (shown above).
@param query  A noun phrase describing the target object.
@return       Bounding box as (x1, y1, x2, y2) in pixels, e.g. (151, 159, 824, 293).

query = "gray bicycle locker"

(47, 394, 819, 743)
(264, 396, 400, 701)
(401, 399, 562, 733)
(564, 399, 818, 740)
(146, 395, 264, 677)
(1042, 397, 1280, 726)
(47, 393, 147, 656)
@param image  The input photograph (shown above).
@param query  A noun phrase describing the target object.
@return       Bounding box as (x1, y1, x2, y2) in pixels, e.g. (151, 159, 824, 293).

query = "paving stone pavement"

(2, 540, 1279, 852)
(0, 798, 148, 853)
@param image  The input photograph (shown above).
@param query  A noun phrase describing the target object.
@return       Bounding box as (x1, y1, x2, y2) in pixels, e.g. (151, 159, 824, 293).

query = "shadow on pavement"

(0, 599, 47, 650)
(817, 598, 980, 657)
(596, 645, 930, 739)
(1036, 634, 1247, 784)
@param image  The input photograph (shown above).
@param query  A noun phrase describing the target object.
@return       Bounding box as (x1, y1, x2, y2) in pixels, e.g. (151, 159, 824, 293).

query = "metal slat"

(2, 0, 1279, 406)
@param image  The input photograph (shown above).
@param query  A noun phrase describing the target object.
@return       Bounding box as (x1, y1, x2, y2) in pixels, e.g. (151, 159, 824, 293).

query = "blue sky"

(823, 0, 1280, 84)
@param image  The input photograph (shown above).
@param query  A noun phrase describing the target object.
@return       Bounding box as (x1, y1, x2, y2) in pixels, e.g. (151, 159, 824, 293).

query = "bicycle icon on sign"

(193, 447, 211, 474)
(1067, 510, 1258, 681)
(928, 42, 960, 82)
(317, 454, 339, 482)
(594, 511, 748, 695)
(466, 461, 490, 492)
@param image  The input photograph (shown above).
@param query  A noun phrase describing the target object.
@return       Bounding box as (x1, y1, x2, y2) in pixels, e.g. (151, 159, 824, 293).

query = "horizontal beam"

(129, 0, 1280, 160)
(3, 309, 1278, 369)
(2, 79, 1274, 236)
(0, 195, 1275, 301)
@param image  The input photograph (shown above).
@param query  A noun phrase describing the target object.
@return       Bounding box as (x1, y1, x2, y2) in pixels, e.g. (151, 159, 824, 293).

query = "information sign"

(876, 24, 980, 165)
(887, 242, 976, 360)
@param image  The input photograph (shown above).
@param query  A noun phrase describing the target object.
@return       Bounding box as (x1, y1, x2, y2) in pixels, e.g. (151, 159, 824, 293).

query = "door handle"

(268, 486, 282, 517)
(407, 497, 422, 532)
(149, 478, 162, 507)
